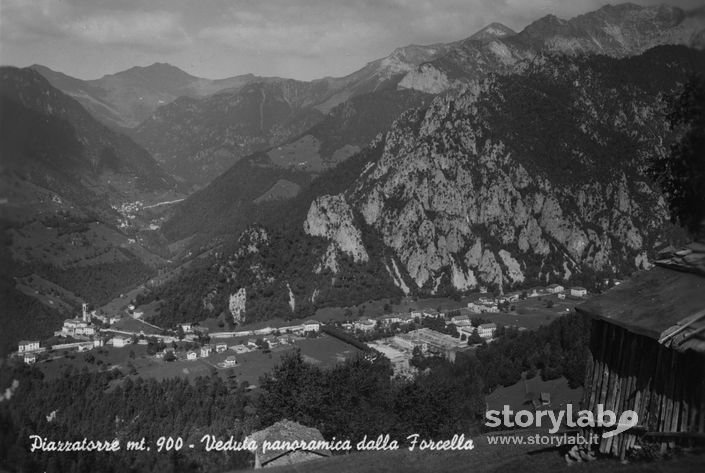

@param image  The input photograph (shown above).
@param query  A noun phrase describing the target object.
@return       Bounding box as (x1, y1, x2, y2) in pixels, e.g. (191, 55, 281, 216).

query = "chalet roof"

(577, 241, 705, 353)
(655, 241, 705, 276)
(249, 419, 330, 465)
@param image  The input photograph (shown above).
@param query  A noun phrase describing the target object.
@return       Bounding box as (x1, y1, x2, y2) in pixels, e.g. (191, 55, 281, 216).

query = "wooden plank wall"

(583, 320, 705, 458)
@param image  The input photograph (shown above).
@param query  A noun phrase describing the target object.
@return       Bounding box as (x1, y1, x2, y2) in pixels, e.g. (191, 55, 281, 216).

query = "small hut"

(248, 419, 331, 468)
(577, 241, 705, 458)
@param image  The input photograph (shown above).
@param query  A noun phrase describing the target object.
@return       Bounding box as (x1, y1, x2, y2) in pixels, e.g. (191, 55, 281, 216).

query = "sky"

(0, 0, 702, 81)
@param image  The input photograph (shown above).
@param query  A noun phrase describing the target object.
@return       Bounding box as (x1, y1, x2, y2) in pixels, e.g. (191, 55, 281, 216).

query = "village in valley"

(14, 282, 593, 386)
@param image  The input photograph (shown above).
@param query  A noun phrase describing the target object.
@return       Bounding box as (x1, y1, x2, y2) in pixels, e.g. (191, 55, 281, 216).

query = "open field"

(97, 285, 144, 315)
(267, 134, 325, 171)
(112, 316, 164, 334)
(253, 179, 301, 203)
(296, 335, 362, 366)
(314, 298, 410, 323)
(36, 344, 150, 380)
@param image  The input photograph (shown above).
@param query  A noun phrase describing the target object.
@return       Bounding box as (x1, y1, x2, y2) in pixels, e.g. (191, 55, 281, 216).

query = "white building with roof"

(110, 336, 131, 348)
(477, 323, 497, 339)
(547, 284, 565, 294)
(23, 352, 37, 364)
(18, 340, 40, 353)
(368, 342, 414, 377)
(303, 320, 321, 332)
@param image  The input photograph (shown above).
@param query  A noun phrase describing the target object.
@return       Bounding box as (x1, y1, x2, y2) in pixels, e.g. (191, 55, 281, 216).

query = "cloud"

(199, 18, 380, 57)
(0, 0, 190, 52)
(63, 11, 191, 52)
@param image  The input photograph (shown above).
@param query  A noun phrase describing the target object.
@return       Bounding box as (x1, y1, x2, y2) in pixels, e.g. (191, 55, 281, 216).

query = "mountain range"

(2, 2, 705, 347)
(33, 3, 705, 189)
(400, 3, 705, 93)
(29, 63, 265, 129)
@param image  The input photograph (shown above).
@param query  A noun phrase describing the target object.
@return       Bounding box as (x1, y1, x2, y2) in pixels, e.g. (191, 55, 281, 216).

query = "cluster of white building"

(17, 340, 42, 364)
(465, 284, 588, 313)
(206, 319, 321, 339)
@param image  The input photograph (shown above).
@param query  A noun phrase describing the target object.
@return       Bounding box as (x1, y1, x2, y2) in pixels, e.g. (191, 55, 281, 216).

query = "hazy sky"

(0, 0, 701, 80)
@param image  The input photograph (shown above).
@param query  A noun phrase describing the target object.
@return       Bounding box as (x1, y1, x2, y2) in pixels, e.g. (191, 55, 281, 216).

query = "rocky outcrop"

(398, 65, 451, 95)
(228, 288, 247, 324)
(304, 195, 368, 264)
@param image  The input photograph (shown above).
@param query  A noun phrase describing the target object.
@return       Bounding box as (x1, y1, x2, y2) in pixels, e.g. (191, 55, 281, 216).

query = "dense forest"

(144, 225, 403, 328)
(0, 366, 254, 473)
(475, 313, 590, 390)
(0, 312, 588, 472)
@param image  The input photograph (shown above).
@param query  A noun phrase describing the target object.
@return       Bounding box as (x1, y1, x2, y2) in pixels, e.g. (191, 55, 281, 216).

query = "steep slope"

(0, 67, 175, 207)
(400, 4, 705, 94)
(143, 46, 700, 328)
(0, 67, 180, 352)
(131, 79, 326, 186)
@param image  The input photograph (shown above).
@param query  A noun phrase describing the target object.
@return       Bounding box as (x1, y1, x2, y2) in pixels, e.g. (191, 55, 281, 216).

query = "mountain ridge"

(142, 45, 700, 327)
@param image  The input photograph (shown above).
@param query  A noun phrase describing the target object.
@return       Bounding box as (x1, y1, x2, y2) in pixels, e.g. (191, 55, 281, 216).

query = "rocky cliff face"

(308, 47, 701, 294)
(304, 194, 369, 268)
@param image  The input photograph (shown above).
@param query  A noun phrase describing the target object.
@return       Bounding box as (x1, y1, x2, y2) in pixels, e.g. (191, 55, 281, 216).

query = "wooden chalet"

(577, 241, 705, 458)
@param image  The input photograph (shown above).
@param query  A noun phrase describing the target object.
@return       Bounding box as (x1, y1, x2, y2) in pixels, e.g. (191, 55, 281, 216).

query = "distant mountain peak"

(469, 22, 517, 41)
(103, 62, 197, 81)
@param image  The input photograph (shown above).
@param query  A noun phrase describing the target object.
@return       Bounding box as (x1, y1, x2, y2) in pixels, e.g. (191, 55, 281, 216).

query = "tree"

(649, 74, 705, 237)
(468, 331, 483, 345)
